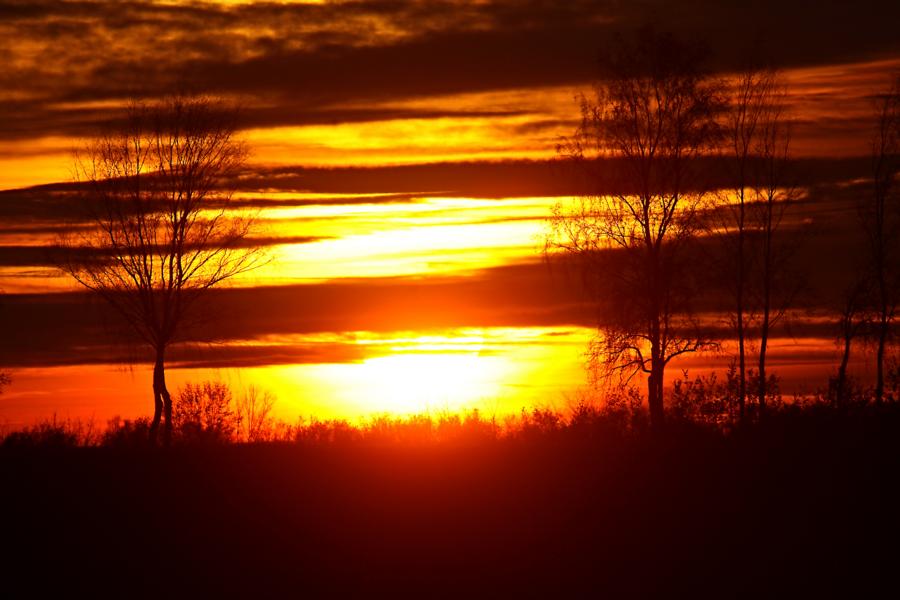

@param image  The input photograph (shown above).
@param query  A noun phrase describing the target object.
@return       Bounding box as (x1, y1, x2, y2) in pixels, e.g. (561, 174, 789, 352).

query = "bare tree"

(832, 277, 869, 407)
(751, 78, 798, 417)
(720, 66, 779, 422)
(547, 31, 723, 430)
(176, 381, 238, 443)
(0, 288, 9, 394)
(862, 75, 900, 404)
(61, 95, 264, 444)
(236, 385, 277, 442)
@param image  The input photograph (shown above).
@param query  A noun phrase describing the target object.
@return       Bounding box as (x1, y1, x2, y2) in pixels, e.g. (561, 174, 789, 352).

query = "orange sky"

(2, 57, 900, 191)
(1, 0, 899, 426)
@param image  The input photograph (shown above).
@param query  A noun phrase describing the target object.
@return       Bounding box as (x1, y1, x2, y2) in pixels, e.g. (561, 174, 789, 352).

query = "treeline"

(6, 392, 900, 598)
(4, 365, 899, 450)
(547, 30, 900, 430)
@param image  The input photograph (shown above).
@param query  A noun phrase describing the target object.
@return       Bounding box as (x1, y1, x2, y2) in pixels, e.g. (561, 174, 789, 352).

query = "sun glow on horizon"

(253, 327, 589, 419)
(2, 7, 898, 433)
(335, 352, 509, 415)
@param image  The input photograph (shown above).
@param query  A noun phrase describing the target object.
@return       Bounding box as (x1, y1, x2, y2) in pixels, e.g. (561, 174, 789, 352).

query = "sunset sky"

(2, 0, 899, 426)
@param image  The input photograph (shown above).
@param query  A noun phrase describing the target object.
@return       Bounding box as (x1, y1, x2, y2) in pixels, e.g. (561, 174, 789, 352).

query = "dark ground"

(3, 410, 900, 598)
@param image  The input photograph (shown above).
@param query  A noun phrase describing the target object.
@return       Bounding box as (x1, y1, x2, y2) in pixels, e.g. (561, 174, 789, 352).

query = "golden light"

(336, 352, 509, 415)
(252, 196, 562, 283)
(249, 328, 593, 421)
(243, 115, 556, 167)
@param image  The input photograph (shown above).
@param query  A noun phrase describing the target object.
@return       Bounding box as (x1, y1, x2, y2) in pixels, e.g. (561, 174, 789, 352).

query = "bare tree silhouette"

(716, 65, 799, 420)
(720, 66, 779, 422)
(236, 385, 277, 442)
(61, 95, 264, 444)
(0, 287, 9, 393)
(175, 381, 238, 443)
(862, 75, 900, 404)
(833, 277, 869, 406)
(548, 31, 724, 430)
(750, 75, 799, 417)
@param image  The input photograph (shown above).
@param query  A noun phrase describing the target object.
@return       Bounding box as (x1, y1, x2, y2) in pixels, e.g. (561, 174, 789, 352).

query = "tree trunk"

(758, 314, 769, 418)
(758, 198, 775, 420)
(758, 253, 771, 419)
(149, 390, 163, 444)
(646, 249, 665, 431)
(737, 262, 746, 422)
(873, 229, 887, 406)
(153, 349, 173, 445)
(647, 351, 665, 431)
(736, 189, 747, 423)
(836, 333, 852, 408)
(875, 314, 887, 405)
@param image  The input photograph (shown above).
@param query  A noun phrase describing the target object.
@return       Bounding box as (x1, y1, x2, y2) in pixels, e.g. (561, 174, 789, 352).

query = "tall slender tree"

(833, 277, 869, 406)
(863, 76, 900, 404)
(548, 31, 724, 430)
(721, 66, 779, 422)
(752, 79, 797, 417)
(62, 95, 263, 444)
(0, 292, 8, 394)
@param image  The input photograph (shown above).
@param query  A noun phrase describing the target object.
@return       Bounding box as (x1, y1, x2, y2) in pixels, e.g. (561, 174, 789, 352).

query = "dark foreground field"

(4, 410, 900, 598)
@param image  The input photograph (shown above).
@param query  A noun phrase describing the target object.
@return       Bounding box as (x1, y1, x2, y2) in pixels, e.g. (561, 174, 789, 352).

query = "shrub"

(1, 416, 97, 449)
(175, 381, 239, 444)
(235, 385, 277, 442)
(102, 416, 154, 449)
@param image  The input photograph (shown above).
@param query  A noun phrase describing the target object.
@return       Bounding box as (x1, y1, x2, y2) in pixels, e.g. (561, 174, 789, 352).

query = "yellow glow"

(2, 196, 560, 292)
(231, 327, 590, 420)
(267, 219, 533, 281)
(253, 196, 558, 282)
(1, 327, 858, 429)
(244, 115, 556, 167)
(3, 51, 896, 427)
(0, 143, 72, 190)
(4, 58, 899, 195)
(321, 352, 508, 415)
(0, 327, 594, 426)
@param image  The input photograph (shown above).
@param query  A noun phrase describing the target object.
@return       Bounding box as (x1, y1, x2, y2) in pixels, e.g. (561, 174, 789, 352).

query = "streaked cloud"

(1, 1, 897, 424)
(1, 0, 898, 170)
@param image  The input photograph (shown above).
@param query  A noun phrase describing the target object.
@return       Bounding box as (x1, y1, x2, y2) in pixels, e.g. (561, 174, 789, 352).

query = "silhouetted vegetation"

(548, 32, 898, 429)
(548, 29, 725, 430)
(60, 95, 263, 444)
(719, 65, 802, 421)
(3, 18, 900, 597)
(3, 395, 899, 596)
(6, 369, 900, 451)
(236, 384, 277, 442)
(0, 287, 9, 394)
(1, 415, 98, 449)
(862, 75, 900, 404)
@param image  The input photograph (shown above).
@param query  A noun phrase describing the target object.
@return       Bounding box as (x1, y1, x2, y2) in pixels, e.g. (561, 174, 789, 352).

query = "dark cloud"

(1, 0, 898, 144)
(0, 235, 324, 268)
(0, 183, 879, 372)
(0, 100, 535, 142)
(229, 192, 429, 208)
(233, 156, 876, 197)
(0, 155, 876, 206)
(0, 260, 593, 367)
(231, 160, 575, 197)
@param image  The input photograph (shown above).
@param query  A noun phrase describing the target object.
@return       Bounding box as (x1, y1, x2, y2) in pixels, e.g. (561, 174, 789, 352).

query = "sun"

(349, 352, 509, 415)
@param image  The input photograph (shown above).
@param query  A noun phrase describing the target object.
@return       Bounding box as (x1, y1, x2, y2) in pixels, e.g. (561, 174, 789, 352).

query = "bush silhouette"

(2, 416, 97, 449)
(102, 417, 155, 449)
(175, 381, 239, 444)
